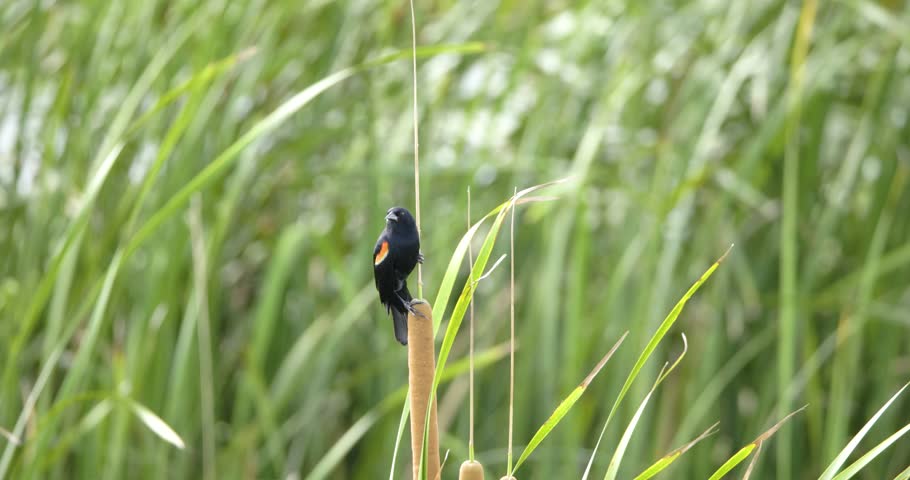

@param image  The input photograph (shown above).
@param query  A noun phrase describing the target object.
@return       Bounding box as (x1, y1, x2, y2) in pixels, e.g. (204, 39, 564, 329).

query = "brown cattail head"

(408, 300, 440, 480)
(459, 460, 484, 480)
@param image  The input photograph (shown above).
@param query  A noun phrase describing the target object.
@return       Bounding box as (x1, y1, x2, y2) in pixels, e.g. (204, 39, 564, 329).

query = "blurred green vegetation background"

(2, 0, 910, 478)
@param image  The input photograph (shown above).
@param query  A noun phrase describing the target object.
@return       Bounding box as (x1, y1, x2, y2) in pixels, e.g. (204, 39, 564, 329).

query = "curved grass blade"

(819, 381, 910, 480)
(583, 245, 734, 479)
(893, 464, 910, 480)
(673, 327, 774, 445)
(831, 421, 910, 480)
(388, 399, 412, 480)
(708, 445, 756, 480)
(430, 180, 569, 381)
(511, 332, 627, 474)
(433, 450, 451, 480)
(305, 408, 382, 480)
(707, 406, 806, 480)
(632, 423, 720, 480)
(605, 334, 688, 480)
(430, 178, 569, 332)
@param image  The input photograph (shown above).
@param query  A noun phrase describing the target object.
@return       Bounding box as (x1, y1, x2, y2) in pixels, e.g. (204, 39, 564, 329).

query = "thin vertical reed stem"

(467, 186, 476, 461)
(408, 0, 422, 299)
(506, 188, 517, 475)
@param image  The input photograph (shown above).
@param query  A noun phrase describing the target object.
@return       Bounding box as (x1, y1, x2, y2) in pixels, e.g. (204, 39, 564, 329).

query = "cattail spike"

(460, 460, 484, 480)
(408, 300, 440, 480)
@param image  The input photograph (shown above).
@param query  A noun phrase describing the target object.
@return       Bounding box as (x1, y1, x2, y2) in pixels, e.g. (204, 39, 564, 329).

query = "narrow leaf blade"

(583, 246, 733, 479)
(632, 423, 719, 480)
(512, 333, 627, 472)
(831, 422, 910, 480)
(820, 381, 910, 480)
(129, 401, 185, 450)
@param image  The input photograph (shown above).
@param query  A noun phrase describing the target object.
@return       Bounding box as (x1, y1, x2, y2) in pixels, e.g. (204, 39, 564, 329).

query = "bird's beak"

(385, 212, 398, 222)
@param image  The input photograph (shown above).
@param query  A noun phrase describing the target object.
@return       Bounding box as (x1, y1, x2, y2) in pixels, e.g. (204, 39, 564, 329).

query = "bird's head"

(385, 207, 416, 231)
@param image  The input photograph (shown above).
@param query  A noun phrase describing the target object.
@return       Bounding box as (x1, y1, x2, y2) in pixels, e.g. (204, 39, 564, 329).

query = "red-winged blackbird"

(373, 206, 423, 345)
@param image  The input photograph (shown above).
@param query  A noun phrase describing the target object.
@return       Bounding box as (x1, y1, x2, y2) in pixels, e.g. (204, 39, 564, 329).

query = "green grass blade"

(830, 422, 910, 480)
(511, 333, 627, 473)
(388, 401, 411, 480)
(31, 396, 117, 475)
(244, 225, 307, 396)
(605, 335, 688, 480)
(607, 380, 658, 479)
(126, 400, 185, 450)
(583, 246, 733, 479)
(305, 408, 382, 480)
(122, 85, 204, 235)
(707, 445, 756, 480)
(632, 423, 720, 480)
(674, 328, 775, 445)
(57, 252, 124, 397)
(893, 464, 910, 480)
(430, 180, 569, 381)
(429, 210, 495, 332)
(779, 1, 818, 475)
(124, 48, 258, 138)
(0, 348, 63, 480)
(707, 407, 806, 480)
(430, 178, 569, 332)
(820, 382, 910, 480)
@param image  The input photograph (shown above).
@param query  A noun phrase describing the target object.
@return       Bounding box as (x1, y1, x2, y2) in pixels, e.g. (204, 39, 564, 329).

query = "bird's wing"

(373, 235, 390, 266)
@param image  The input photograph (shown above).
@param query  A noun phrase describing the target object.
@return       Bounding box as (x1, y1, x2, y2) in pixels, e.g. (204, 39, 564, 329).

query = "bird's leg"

(396, 292, 413, 311)
(417, 251, 424, 264)
(397, 293, 428, 319)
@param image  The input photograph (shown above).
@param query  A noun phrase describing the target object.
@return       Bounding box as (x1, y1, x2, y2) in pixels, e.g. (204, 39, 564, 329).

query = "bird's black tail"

(391, 283, 412, 345)
(392, 308, 408, 345)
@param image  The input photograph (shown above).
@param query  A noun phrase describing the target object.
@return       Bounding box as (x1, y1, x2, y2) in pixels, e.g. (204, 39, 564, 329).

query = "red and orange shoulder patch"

(374, 241, 389, 265)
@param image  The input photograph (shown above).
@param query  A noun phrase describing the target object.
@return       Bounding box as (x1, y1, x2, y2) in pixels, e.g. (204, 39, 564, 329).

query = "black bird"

(373, 206, 423, 345)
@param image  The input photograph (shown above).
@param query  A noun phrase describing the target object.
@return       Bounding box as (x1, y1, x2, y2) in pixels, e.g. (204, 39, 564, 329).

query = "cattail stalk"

(408, 301, 440, 480)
